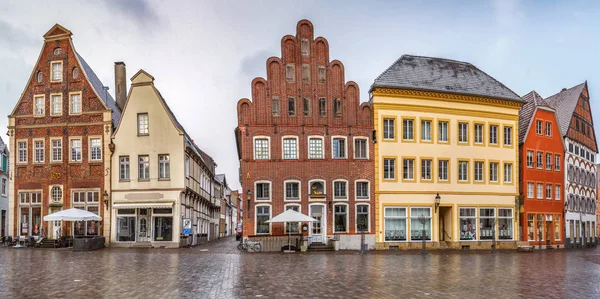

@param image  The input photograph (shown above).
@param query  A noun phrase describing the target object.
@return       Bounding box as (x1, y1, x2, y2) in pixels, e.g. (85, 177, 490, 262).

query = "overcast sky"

(1, 0, 599, 190)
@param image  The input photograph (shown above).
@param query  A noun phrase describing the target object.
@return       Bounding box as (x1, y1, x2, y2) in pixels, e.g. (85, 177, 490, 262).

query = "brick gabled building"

(518, 91, 565, 247)
(546, 82, 598, 248)
(7, 24, 120, 241)
(235, 20, 374, 250)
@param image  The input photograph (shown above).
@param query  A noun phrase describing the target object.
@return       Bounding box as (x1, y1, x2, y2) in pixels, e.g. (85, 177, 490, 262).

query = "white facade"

(0, 142, 8, 238)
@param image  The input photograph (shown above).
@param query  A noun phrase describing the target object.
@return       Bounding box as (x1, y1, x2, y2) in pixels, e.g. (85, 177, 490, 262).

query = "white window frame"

(526, 150, 533, 168)
(1, 178, 6, 196)
(333, 179, 349, 201)
(458, 161, 469, 182)
(489, 162, 498, 182)
(497, 208, 513, 241)
(474, 123, 484, 144)
(438, 159, 449, 181)
(50, 137, 62, 163)
(527, 182, 534, 198)
(458, 122, 468, 143)
(537, 183, 543, 199)
(255, 180, 272, 202)
(282, 136, 298, 160)
(555, 185, 561, 201)
(459, 207, 478, 241)
(355, 180, 370, 201)
(355, 203, 370, 233)
(69, 91, 82, 115)
(403, 158, 415, 181)
(33, 139, 44, 164)
(17, 140, 27, 164)
(138, 155, 150, 180)
(421, 159, 432, 181)
(503, 126, 512, 146)
(546, 184, 552, 200)
(353, 137, 369, 160)
(308, 136, 324, 159)
(137, 113, 149, 135)
(383, 118, 395, 140)
(403, 119, 414, 141)
(384, 206, 407, 242)
(545, 121, 551, 136)
(284, 204, 302, 234)
(158, 154, 170, 179)
(333, 203, 349, 233)
(89, 136, 102, 161)
(69, 137, 82, 162)
(308, 179, 326, 196)
(50, 93, 62, 116)
(555, 154, 561, 171)
(546, 153, 552, 171)
(421, 119, 432, 142)
(536, 152, 543, 169)
(383, 158, 396, 180)
(438, 121, 448, 142)
(255, 204, 272, 235)
(33, 95, 45, 117)
(50, 61, 63, 82)
(49, 185, 63, 203)
(253, 136, 271, 160)
(409, 207, 432, 241)
(119, 155, 130, 181)
(504, 163, 513, 183)
(331, 136, 347, 159)
(283, 180, 301, 202)
(489, 125, 498, 145)
(536, 120, 542, 135)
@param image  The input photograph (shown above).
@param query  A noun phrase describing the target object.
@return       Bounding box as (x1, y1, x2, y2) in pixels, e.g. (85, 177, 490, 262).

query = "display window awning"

(113, 202, 174, 209)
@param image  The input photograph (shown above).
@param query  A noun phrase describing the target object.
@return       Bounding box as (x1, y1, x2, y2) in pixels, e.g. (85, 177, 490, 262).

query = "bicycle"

(237, 238, 262, 252)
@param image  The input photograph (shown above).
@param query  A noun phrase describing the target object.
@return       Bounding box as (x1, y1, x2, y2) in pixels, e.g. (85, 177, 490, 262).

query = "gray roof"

(545, 82, 586, 136)
(519, 90, 551, 143)
(215, 174, 226, 185)
(372, 55, 523, 103)
(75, 52, 121, 126)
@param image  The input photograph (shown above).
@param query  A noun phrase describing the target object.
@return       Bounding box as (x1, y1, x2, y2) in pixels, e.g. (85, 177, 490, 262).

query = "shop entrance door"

(137, 209, 151, 242)
(309, 204, 326, 244)
(546, 221, 552, 245)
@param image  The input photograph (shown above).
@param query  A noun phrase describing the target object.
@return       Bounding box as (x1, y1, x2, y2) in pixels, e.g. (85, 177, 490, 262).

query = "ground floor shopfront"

(520, 212, 563, 247)
(376, 193, 518, 250)
(564, 211, 597, 248)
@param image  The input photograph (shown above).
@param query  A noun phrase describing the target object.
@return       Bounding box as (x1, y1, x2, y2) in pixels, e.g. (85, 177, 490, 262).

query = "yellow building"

(371, 55, 525, 250)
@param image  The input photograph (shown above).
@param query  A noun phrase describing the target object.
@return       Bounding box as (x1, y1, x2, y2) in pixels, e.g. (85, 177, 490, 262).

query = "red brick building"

(7, 24, 120, 241)
(235, 20, 374, 250)
(519, 91, 565, 247)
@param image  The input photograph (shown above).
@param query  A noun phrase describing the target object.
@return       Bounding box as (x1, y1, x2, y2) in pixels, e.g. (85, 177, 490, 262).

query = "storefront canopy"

(113, 202, 174, 209)
(44, 208, 102, 221)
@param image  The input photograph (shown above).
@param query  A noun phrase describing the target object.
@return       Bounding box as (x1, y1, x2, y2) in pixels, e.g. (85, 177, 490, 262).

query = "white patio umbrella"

(266, 209, 318, 252)
(43, 208, 102, 221)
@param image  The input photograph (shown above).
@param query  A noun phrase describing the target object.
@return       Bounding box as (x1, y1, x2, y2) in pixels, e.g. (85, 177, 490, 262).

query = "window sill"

(119, 179, 130, 182)
(50, 161, 63, 164)
(69, 161, 83, 164)
(68, 113, 82, 116)
(355, 198, 370, 201)
(158, 178, 171, 181)
(137, 134, 149, 137)
(138, 179, 150, 182)
(333, 198, 348, 201)
(33, 162, 45, 165)
(89, 160, 103, 164)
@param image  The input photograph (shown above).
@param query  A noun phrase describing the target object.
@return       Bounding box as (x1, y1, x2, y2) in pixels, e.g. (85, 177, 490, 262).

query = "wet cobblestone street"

(1, 237, 600, 298)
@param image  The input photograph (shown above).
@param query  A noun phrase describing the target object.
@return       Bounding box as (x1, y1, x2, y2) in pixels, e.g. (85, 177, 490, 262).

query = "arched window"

(72, 67, 79, 79)
(309, 181, 325, 195)
(51, 186, 62, 202)
(37, 71, 43, 83)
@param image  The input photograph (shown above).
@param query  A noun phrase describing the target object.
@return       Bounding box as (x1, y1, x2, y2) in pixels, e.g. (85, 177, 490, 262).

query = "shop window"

(384, 207, 406, 241)
(480, 208, 495, 240)
(498, 208, 513, 240)
(459, 207, 477, 240)
(154, 216, 173, 241)
(356, 204, 369, 232)
(256, 206, 270, 234)
(334, 205, 347, 233)
(410, 207, 431, 241)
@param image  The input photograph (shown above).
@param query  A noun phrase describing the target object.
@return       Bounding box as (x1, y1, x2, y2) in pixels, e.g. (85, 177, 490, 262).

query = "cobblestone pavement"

(1, 237, 600, 298)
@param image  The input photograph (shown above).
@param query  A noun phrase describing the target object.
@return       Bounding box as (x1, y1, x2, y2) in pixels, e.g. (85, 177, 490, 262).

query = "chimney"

(114, 62, 127, 111)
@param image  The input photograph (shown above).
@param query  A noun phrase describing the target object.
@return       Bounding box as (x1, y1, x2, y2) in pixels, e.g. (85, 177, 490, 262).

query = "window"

(334, 98, 341, 116)
(554, 215, 561, 241)
(287, 97, 296, 116)
(51, 186, 62, 202)
(309, 181, 324, 195)
(383, 158, 395, 180)
(498, 208, 513, 240)
(318, 98, 326, 116)
(72, 190, 100, 237)
(285, 64, 295, 82)
(458, 161, 468, 182)
(356, 205, 369, 232)
(545, 122, 551, 136)
(545, 153, 552, 170)
(34, 140, 44, 163)
(137, 113, 149, 135)
(555, 155, 561, 171)
(308, 137, 323, 159)
(527, 151, 533, 168)
(410, 207, 431, 241)
(332, 137, 346, 159)
(18, 141, 27, 163)
(354, 138, 367, 159)
(285, 205, 300, 234)
(458, 122, 468, 143)
(384, 207, 406, 241)
(302, 64, 310, 83)
(474, 123, 483, 144)
(254, 138, 269, 160)
(51, 61, 62, 82)
(37, 71, 42, 83)
(51, 94, 61, 115)
(159, 154, 170, 179)
(285, 182, 299, 201)
(421, 159, 432, 181)
(70, 93, 81, 114)
(256, 206, 270, 234)
(138, 155, 149, 180)
(90, 138, 101, 161)
(317, 66, 326, 83)
(70, 139, 82, 162)
(283, 137, 298, 159)
(403, 158, 414, 180)
(383, 118, 395, 140)
(536, 120, 542, 135)
(403, 119, 414, 140)
(438, 160, 449, 181)
(356, 181, 369, 199)
(1, 178, 6, 196)
(34, 96, 44, 116)
(489, 125, 498, 145)
(528, 214, 535, 241)
(546, 184, 552, 199)
(334, 205, 347, 233)
(536, 152, 543, 169)
(555, 185, 561, 201)
(503, 126, 512, 146)
(569, 143, 573, 153)
(301, 38, 309, 56)
(18, 192, 42, 236)
(334, 181, 347, 199)
(119, 156, 130, 180)
(271, 97, 280, 116)
(459, 208, 477, 240)
(575, 146, 580, 156)
(154, 216, 173, 241)
(438, 121, 448, 142)
(480, 208, 495, 240)
(421, 120, 431, 141)
(504, 163, 512, 183)
(474, 161, 483, 182)
(527, 182, 534, 198)
(255, 183, 270, 201)
(72, 67, 79, 79)
(537, 183, 543, 199)
(489, 162, 498, 182)
(303, 97, 310, 116)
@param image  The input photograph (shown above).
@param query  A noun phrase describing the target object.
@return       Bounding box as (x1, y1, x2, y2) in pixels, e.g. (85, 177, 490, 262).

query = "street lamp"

(434, 193, 441, 213)
(103, 190, 109, 210)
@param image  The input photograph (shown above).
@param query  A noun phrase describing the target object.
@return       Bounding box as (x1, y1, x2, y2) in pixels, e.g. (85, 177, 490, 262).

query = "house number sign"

(50, 172, 61, 179)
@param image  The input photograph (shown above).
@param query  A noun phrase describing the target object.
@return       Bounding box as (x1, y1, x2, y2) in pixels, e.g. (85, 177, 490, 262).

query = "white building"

(0, 137, 8, 238)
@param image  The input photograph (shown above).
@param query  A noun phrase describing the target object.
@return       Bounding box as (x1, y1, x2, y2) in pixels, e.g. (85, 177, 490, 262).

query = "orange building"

(519, 91, 565, 247)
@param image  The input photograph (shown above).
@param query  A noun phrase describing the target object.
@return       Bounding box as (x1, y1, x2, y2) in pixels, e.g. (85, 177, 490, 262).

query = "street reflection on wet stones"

(1, 238, 599, 298)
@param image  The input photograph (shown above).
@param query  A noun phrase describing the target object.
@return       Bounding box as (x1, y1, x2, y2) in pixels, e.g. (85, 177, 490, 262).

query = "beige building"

(371, 55, 524, 250)
(110, 68, 218, 248)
